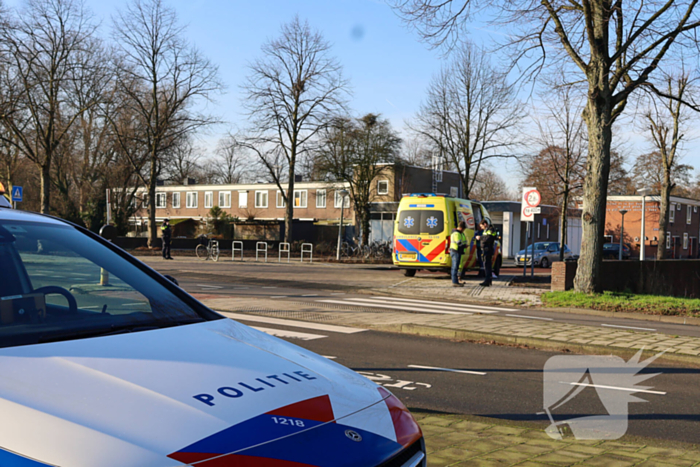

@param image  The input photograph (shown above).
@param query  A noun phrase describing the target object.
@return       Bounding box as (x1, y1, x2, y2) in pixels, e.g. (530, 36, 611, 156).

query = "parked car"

(603, 242, 631, 260)
(515, 242, 573, 268)
(0, 208, 425, 467)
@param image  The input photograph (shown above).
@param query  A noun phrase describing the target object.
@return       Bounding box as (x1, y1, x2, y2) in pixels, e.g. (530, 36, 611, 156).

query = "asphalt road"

(216, 314, 700, 444)
(152, 264, 700, 338)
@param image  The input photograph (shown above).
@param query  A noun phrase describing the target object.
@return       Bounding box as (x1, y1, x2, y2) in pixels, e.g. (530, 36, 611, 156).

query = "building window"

(142, 194, 149, 208)
(450, 186, 458, 197)
(688, 205, 692, 224)
(316, 189, 326, 208)
(666, 231, 671, 249)
(155, 192, 166, 209)
(172, 192, 181, 209)
(683, 233, 689, 250)
(219, 191, 231, 208)
(546, 224, 550, 239)
(204, 191, 213, 209)
(335, 190, 350, 208)
(670, 206, 675, 223)
(186, 192, 198, 209)
(238, 191, 248, 208)
(537, 223, 541, 239)
(294, 190, 307, 208)
(377, 180, 389, 195)
(276, 190, 286, 208)
(255, 190, 268, 208)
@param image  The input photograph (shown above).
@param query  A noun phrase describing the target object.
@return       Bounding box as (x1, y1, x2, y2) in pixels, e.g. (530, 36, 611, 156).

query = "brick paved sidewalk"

(415, 413, 700, 466)
(203, 298, 700, 365)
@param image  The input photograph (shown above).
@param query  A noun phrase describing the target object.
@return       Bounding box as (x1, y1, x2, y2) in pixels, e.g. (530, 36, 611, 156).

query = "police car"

(0, 208, 425, 466)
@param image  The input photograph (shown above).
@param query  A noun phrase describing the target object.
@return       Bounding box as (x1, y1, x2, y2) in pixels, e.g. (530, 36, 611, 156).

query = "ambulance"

(393, 193, 502, 277)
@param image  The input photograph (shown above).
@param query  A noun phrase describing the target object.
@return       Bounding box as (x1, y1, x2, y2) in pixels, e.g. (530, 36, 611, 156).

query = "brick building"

(124, 163, 463, 241)
(586, 195, 700, 259)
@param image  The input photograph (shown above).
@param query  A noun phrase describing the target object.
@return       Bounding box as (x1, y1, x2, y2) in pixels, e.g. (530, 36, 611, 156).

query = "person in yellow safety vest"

(477, 220, 498, 287)
(448, 221, 467, 287)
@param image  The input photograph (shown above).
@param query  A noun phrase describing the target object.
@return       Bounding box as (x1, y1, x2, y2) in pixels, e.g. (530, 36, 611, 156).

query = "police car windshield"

(0, 219, 209, 348)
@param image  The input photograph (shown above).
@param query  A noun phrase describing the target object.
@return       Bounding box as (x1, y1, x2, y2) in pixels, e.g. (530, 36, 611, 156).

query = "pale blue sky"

(5, 0, 699, 178)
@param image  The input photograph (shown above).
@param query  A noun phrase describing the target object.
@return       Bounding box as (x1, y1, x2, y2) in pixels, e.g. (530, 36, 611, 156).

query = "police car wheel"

(541, 258, 550, 268)
(403, 269, 417, 277)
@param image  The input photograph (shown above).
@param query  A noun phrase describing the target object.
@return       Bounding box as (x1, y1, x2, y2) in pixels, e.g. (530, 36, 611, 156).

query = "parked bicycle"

(196, 237, 220, 262)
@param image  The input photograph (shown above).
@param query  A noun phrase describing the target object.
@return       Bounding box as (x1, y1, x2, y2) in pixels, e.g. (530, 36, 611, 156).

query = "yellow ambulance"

(393, 193, 501, 277)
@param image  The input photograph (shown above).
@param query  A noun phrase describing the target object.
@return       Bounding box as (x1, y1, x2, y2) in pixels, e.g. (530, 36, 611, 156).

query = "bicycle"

(196, 238, 220, 261)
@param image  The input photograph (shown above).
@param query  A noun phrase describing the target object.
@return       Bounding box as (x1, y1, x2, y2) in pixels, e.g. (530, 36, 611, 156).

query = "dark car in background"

(603, 242, 631, 260)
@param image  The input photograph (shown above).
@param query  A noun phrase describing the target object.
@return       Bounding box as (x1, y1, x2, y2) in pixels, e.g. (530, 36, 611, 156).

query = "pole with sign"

(11, 186, 22, 210)
(521, 187, 541, 277)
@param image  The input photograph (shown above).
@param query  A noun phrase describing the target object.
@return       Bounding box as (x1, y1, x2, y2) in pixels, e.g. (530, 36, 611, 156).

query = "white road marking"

(220, 312, 366, 334)
(197, 284, 223, 289)
(564, 381, 666, 395)
(318, 299, 473, 315)
(270, 296, 288, 299)
(346, 297, 492, 314)
(262, 286, 277, 289)
(408, 364, 486, 376)
(233, 287, 250, 290)
(506, 314, 553, 321)
(301, 294, 319, 297)
(602, 324, 656, 332)
(363, 296, 515, 312)
(250, 326, 326, 341)
(330, 293, 346, 296)
(322, 356, 337, 360)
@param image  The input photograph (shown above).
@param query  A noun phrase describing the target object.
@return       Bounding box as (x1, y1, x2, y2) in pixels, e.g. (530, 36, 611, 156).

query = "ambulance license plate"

(399, 253, 417, 261)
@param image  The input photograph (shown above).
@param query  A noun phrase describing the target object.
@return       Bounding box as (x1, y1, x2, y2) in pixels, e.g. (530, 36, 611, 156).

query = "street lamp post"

(619, 209, 628, 260)
(638, 188, 653, 261)
(336, 189, 349, 261)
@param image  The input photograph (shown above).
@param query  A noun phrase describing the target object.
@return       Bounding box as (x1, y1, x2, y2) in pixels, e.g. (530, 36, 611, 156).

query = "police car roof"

(0, 208, 66, 225)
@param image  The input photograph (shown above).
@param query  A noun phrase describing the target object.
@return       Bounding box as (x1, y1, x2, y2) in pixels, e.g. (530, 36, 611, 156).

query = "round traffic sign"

(524, 189, 541, 208)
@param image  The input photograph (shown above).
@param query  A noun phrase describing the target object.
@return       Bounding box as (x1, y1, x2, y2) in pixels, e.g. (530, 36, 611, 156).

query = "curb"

(537, 306, 700, 326)
(367, 323, 700, 367)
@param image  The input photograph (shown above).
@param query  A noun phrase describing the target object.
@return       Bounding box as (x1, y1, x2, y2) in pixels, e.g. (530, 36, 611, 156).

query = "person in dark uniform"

(161, 219, 173, 260)
(476, 220, 497, 287)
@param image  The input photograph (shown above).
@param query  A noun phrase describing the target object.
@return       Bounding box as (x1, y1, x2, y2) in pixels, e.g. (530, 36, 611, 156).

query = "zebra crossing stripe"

(317, 299, 473, 315)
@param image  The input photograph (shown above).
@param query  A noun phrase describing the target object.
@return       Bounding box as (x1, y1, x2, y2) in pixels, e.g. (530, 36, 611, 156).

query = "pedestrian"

(448, 221, 467, 287)
(161, 219, 173, 260)
(476, 220, 497, 287)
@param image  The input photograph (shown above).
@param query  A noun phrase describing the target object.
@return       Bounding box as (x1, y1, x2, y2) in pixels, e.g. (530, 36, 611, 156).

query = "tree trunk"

(574, 88, 613, 293)
(360, 205, 370, 246)
(285, 161, 295, 243)
(560, 189, 569, 262)
(40, 163, 51, 214)
(657, 169, 672, 260)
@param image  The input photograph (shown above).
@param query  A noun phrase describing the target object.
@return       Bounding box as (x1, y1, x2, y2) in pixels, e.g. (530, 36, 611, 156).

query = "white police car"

(0, 208, 425, 466)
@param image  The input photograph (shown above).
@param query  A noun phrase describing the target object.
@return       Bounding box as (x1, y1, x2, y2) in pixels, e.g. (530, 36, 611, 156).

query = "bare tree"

(529, 85, 587, 261)
(209, 134, 251, 184)
(399, 136, 434, 168)
(111, 0, 222, 247)
(638, 72, 695, 259)
(470, 168, 512, 202)
(316, 114, 401, 246)
(393, 0, 700, 292)
(0, 0, 102, 214)
(242, 16, 348, 243)
(409, 41, 523, 198)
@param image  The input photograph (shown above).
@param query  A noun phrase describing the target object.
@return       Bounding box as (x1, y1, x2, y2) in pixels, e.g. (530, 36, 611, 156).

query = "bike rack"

(232, 241, 243, 261)
(279, 242, 290, 263)
(256, 242, 268, 262)
(300, 243, 313, 263)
